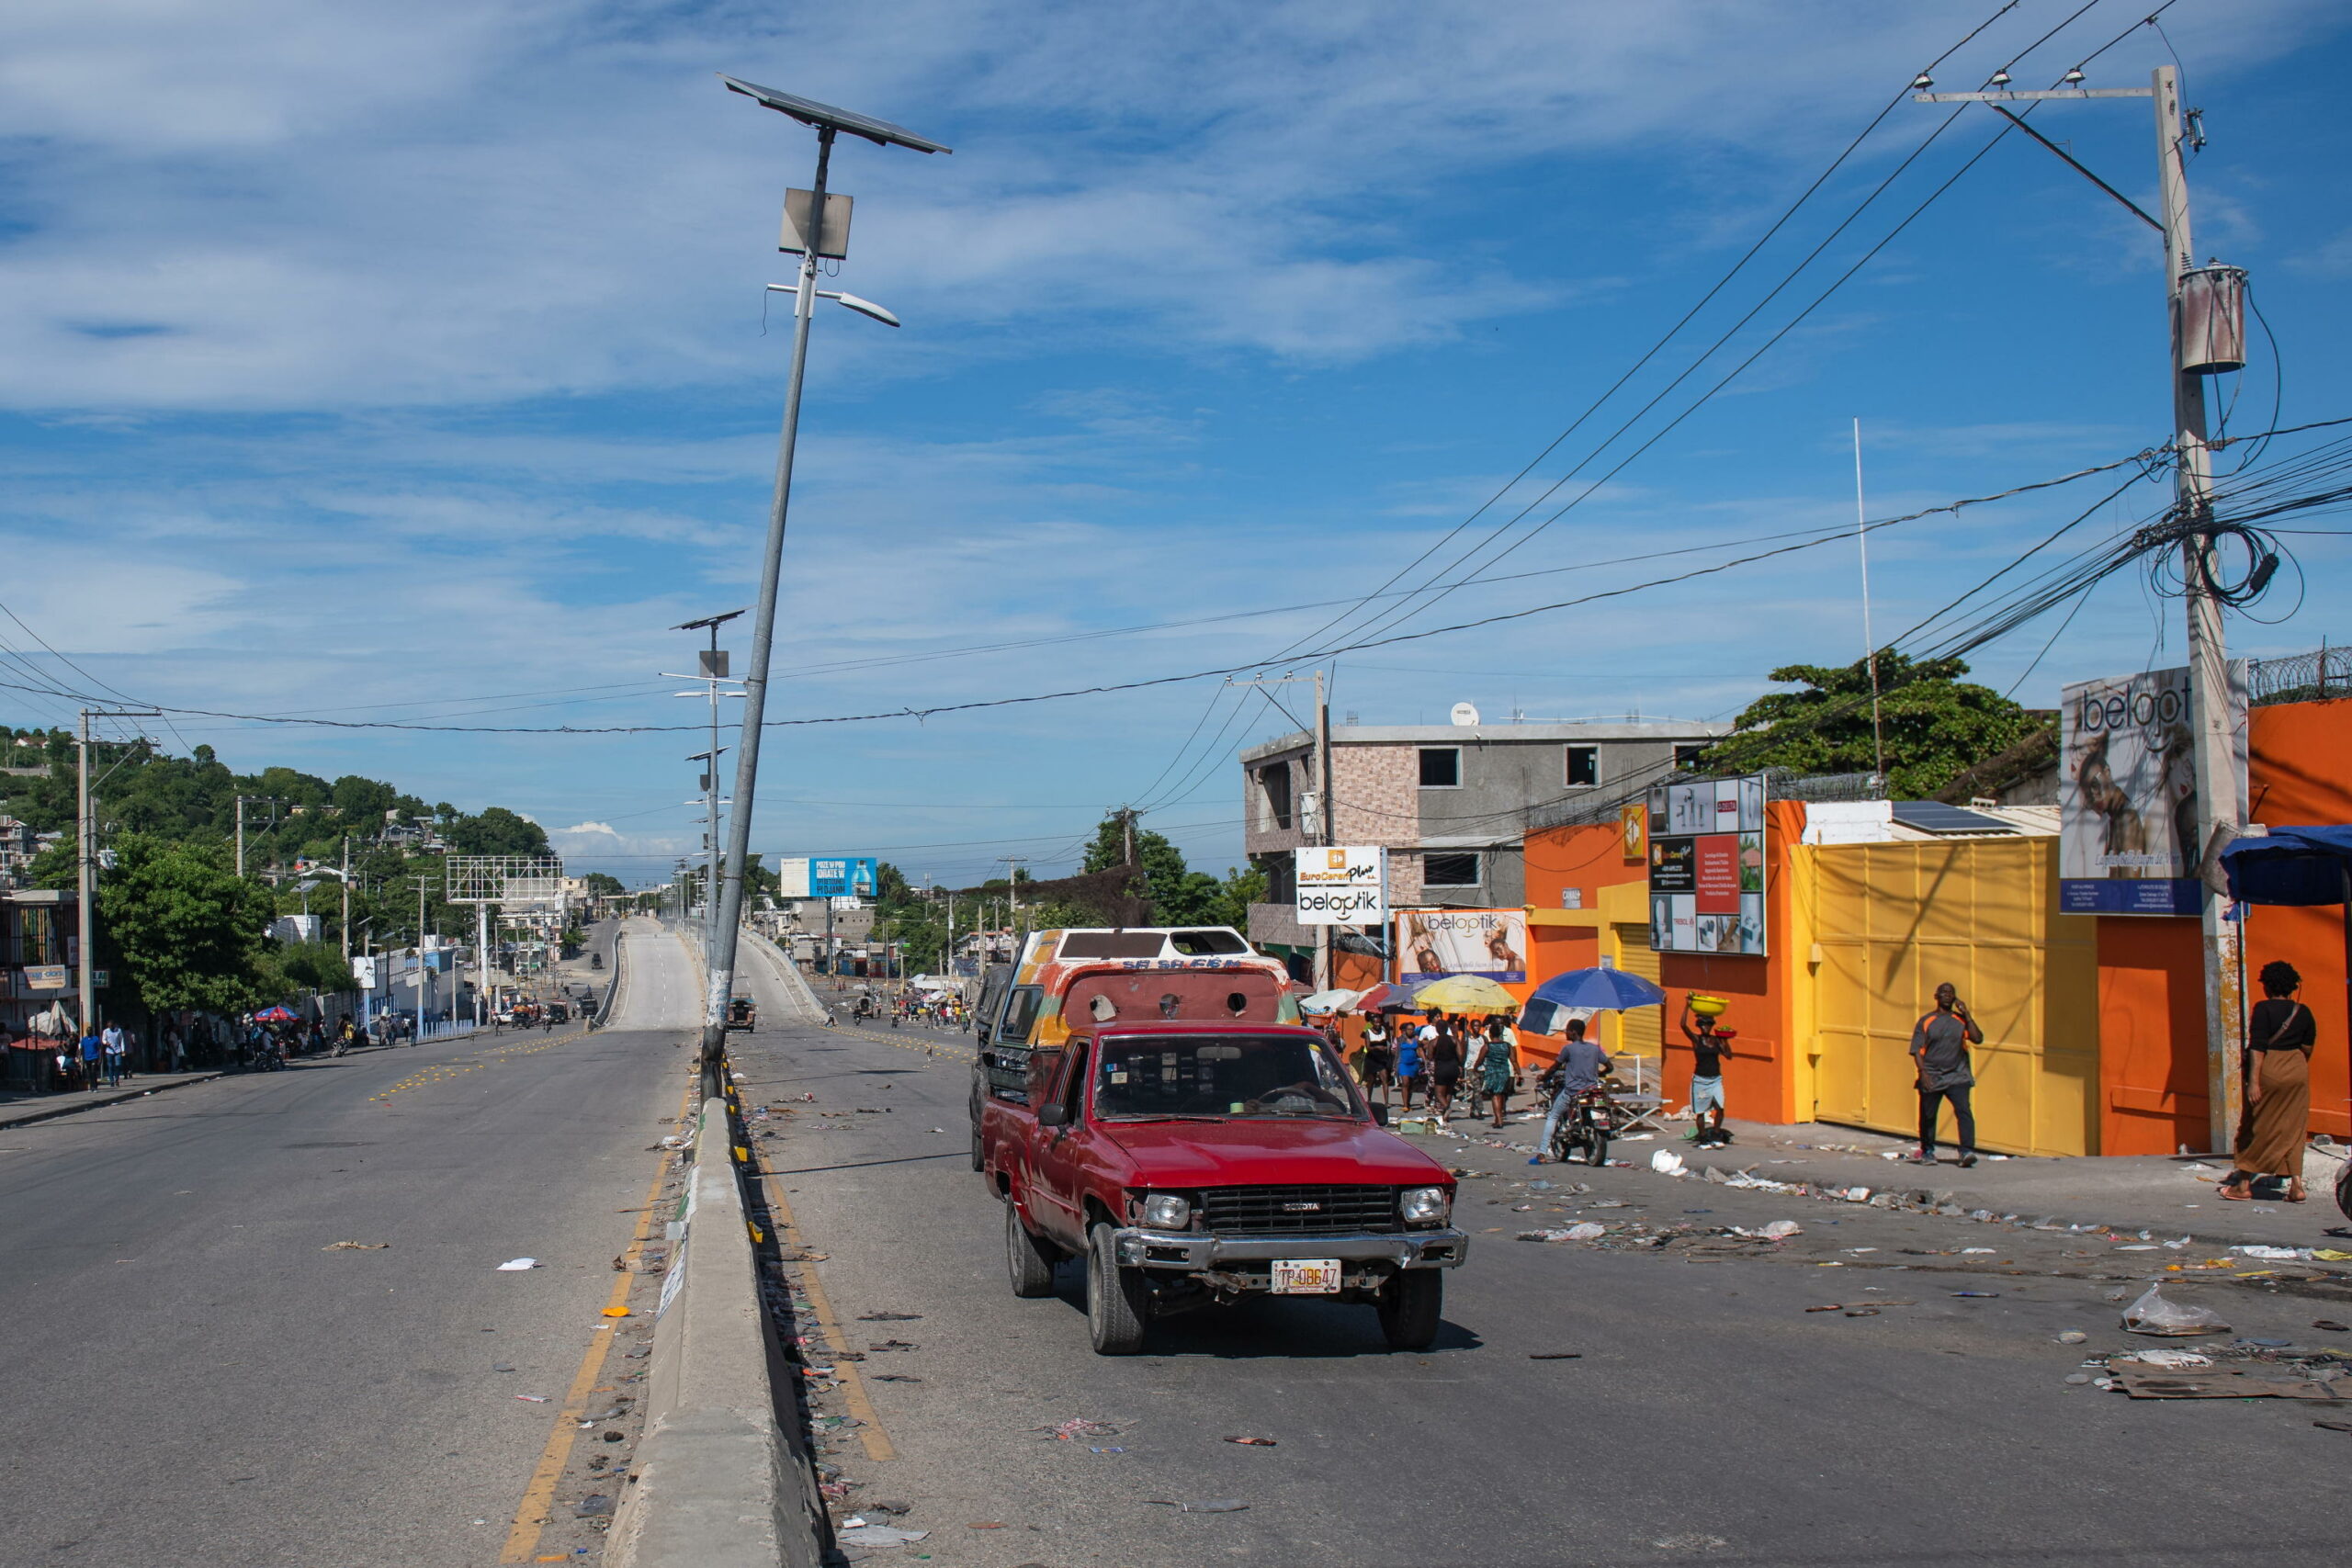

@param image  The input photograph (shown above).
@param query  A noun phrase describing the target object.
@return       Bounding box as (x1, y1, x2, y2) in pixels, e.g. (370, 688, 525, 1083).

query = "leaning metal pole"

(703, 127, 836, 1097)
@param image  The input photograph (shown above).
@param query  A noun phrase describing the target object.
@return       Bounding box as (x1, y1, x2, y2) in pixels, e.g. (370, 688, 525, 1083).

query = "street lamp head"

(718, 75, 952, 154)
(2063, 66, 2086, 85)
(819, 289, 900, 328)
(1911, 73, 1933, 90)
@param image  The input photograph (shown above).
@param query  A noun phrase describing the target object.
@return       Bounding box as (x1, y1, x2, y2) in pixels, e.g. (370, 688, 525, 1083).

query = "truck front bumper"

(1113, 1226, 1468, 1273)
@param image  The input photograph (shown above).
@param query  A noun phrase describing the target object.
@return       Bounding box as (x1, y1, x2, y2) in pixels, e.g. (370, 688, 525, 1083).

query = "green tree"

(582, 872, 627, 897)
(1077, 813, 1229, 922)
(1696, 651, 2045, 800)
(446, 807, 551, 857)
(42, 835, 276, 1014)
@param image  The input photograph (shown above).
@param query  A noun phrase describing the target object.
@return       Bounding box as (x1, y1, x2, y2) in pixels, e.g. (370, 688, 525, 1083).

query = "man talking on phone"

(1908, 981, 1984, 1168)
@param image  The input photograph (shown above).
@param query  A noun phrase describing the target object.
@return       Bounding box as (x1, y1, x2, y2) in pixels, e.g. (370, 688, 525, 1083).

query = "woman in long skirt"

(2221, 960, 2317, 1202)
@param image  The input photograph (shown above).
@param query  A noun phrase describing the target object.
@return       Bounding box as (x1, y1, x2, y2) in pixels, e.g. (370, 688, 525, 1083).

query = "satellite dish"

(1450, 702, 1481, 727)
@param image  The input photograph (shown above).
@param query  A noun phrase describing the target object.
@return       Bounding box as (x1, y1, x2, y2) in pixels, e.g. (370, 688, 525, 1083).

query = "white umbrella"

(1296, 987, 1362, 1015)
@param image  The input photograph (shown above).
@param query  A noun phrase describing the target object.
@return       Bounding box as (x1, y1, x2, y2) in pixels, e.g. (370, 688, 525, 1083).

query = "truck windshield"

(1093, 1035, 1363, 1121)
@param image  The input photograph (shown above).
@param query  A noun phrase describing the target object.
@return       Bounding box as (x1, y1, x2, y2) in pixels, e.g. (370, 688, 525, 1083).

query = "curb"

(0, 1070, 226, 1130)
(606, 1092, 824, 1568)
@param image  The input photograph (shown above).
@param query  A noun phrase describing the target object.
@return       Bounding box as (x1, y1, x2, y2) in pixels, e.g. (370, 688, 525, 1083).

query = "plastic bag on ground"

(2121, 1283, 2230, 1337)
(1650, 1149, 1686, 1176)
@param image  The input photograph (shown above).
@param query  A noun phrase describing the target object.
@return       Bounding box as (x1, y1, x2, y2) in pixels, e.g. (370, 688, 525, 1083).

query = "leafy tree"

(260, 940, 356, 998)
(1695, 651, 2045, 800)
(446, 807, 550, 857)
(40, 835, 275, 1014)
(1078, 814, 1226, 922)
(582, 872, 628, 897)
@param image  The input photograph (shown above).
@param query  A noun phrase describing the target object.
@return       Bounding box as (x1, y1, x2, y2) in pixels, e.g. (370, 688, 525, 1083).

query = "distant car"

(726, 995, 757, 1032)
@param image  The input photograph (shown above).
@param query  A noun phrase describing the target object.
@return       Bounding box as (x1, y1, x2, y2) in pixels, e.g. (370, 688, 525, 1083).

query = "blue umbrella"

(1520, 966, 1666, 1036)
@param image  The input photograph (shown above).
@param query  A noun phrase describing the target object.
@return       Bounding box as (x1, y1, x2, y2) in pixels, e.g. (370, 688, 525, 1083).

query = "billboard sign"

(352, 954, 379, 991)
(1396, 908, 1527, 986)
(779, 856, 879, 900)
(813, 857, 878, 899)
(1294, 845, 1386, 925)
(1646, 773, 1767, 956)
(2059, 662, 2247, 915)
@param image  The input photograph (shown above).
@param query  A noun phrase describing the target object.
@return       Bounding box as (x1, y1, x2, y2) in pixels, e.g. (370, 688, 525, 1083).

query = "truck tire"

(1086, 1223, 1149, 1355)
(1377, 1269, 1442, 1350)
(1006, 1202, 1058, 1298)
(970, 1119, 986, 1172)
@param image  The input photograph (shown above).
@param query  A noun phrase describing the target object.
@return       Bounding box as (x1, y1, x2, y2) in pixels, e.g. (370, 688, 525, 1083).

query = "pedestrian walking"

(80, 1029, 103, 1091)
(2221, 961, 2316, 1202)
(1469, 1016, 1518, 1128)
(1679, 1000, 1736, 1146)
(1425, 1018, 1464, 1122)
(1908, 982, 1983, 1168)
(1358, 1016, 1396, 1102)
(100, 1022, 127, 1087)
(1396, 1017, 1427, 1109)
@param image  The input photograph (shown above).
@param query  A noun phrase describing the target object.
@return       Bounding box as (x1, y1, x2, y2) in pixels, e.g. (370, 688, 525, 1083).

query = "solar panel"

(1890, 801, 2017, 835)
(718, 76, 952, 154)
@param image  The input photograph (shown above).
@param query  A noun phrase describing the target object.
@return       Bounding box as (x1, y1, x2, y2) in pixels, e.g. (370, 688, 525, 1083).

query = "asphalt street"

(727, 965, 2348, 1568)
(0, 919, 696, 1568)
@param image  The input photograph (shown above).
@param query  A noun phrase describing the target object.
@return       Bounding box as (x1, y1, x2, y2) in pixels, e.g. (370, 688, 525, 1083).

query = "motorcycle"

(1545, 1083, 1622, 1168)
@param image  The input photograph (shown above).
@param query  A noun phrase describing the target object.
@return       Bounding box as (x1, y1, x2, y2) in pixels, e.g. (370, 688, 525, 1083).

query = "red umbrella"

(254, 1005, 299, 1023)
(1349, 982, 1409, 1013)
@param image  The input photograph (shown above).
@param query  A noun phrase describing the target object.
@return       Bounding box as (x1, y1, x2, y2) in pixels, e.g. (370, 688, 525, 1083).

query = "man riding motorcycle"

(1532, 1018, 1613, 1166)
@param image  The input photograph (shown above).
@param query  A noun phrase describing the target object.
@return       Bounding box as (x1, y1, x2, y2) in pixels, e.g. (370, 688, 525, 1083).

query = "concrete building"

(1240, 715, 1729, 951)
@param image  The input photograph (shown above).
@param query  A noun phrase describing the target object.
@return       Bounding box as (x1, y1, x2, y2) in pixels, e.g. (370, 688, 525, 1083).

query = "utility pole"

(1229, 671, 1331, 985)
(1916, 63, 2247, 1151)
(2151, 65, 2245, 1153)
(998, 858, 1024, 954)
(76, 707, 158, 1041)
(339, 837, 352, 962)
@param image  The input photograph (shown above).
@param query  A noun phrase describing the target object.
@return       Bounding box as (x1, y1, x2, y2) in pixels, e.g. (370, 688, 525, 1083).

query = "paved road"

(725, 957, 2346, 1568)
(0, 919, 696, 1568)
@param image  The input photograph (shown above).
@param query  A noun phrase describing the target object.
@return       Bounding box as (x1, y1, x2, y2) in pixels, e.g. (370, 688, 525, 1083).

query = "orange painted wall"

(1524, 801, 1806, 1122)
(2097, 695, 2352, 1152)
(2245, 697, 2352, 1140)
(1657, 800, 1806, 1126)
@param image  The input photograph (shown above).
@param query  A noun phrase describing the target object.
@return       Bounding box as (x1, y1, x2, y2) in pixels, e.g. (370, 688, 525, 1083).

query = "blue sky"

(1, 0, 2346, 888)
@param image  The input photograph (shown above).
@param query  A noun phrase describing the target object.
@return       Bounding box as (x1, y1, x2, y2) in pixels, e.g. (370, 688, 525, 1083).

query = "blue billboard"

(809, 856, 878, 898)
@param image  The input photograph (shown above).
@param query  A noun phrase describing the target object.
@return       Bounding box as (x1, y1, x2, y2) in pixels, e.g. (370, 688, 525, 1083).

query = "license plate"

(1271, 1258, 1341, 1294)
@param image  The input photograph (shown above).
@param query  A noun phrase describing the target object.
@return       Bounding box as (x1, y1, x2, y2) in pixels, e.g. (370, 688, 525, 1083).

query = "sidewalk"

(0, 1066, 227, 1129)
(1398, 1109, 2352, 1254)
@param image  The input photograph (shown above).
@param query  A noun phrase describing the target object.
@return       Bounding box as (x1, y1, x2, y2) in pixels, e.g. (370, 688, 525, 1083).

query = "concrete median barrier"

(605, 1094, 824, 1568)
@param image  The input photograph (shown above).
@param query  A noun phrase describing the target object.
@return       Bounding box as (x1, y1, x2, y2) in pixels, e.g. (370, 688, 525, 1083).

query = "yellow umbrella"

(1410, 975, 1518, 1014)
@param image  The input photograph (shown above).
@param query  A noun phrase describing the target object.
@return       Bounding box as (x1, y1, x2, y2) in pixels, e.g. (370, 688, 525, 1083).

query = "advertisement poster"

(1396, 908, 1527, 985)
(1645, 773, 1767, 955)
(2059, 662, 2247, 915)
(779, 856, 880, 900)
(1294, 845, 1387, 925)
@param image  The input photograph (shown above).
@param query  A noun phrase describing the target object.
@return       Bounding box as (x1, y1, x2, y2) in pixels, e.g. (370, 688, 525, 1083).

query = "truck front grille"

(1198, 1184, 1399, 1235)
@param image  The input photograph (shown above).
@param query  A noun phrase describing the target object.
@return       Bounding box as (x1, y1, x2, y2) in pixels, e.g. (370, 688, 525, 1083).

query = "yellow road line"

(758, 1169, 898, 1463)
(499, 1077, 694, 1563)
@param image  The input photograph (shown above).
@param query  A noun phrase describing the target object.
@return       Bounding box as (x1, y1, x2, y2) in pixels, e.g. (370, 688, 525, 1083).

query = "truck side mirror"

(1037, 1102, 1069, 1128)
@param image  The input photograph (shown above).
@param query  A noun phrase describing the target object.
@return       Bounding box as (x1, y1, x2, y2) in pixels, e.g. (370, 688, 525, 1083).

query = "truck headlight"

(1140, 1193, 1191, 1230)
(1399, 1186, 1451, 1226)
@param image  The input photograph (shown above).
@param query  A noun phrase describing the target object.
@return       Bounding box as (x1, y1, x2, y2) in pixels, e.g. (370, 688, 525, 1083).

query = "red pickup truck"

(983, 1009, 1467, 1355)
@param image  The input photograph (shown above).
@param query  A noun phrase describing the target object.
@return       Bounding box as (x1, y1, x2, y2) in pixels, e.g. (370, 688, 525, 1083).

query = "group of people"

(1333, 1011, 1525, 1128)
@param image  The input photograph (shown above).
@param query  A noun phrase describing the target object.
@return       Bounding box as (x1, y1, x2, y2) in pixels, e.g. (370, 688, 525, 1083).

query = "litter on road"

(1147, 1499, 1249, 1513)
(2122, 1283, 2231, 1337)
(497, 1258, 539, 1271)
(323, 1241, 390, 1250)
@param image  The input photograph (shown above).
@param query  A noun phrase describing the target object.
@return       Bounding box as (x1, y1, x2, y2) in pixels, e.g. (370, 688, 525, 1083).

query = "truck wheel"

(1006, 1202, 1058, 1298)
(1086, 1224, 1149, 1355)
(1376, 1269, 1442, 1350)
(970, 1120, 986, 1172)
